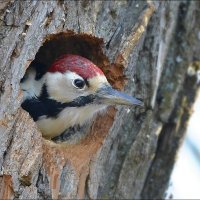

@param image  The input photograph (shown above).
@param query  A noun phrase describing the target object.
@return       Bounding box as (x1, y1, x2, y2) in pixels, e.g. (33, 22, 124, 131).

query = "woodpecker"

(21, 54, 143, 139)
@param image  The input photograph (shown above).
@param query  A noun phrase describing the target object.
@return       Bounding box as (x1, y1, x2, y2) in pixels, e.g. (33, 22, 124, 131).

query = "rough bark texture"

(0, 0, 199, 199)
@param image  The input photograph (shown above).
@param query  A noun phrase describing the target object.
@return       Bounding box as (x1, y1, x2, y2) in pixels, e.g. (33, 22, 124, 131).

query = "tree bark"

(0, 0, 199, 199)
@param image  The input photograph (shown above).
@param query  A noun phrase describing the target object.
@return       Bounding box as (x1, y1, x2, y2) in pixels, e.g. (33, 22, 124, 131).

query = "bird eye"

(73, 79, 85, 89)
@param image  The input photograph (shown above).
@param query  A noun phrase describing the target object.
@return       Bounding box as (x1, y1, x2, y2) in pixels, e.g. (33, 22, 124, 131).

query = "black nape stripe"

(33, 61, 48, 80)
(21, 84, 96, 121)
(31, 60, 48, 80)
(20, 61, 48, 84)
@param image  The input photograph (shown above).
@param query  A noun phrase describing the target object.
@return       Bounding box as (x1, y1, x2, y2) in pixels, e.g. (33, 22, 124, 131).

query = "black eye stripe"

(73, 79, 85, 89)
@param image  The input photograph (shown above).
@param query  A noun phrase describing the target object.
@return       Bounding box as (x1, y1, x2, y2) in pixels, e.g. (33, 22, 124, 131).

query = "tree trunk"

(0, 0, 199, 199)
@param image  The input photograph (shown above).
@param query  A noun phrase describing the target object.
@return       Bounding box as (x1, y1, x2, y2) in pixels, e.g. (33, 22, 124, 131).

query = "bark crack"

(106, 25, 121, 50)
(76, 2, 81, 33)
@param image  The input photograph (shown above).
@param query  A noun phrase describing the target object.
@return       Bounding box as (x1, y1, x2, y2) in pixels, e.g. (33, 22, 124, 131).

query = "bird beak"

(96, 85, 143, 106)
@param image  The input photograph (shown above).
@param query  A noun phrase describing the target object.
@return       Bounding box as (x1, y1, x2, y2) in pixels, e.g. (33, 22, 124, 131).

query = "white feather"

(37, 104, 107, 138)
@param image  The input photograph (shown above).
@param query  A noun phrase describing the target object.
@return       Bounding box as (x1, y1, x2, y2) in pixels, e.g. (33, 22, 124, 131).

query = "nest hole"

(22, 31, 123, 144)
(34, 31, 110, 78)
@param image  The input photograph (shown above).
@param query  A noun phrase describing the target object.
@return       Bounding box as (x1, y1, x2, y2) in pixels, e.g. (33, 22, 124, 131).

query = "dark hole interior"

(33, 32, 110, 74)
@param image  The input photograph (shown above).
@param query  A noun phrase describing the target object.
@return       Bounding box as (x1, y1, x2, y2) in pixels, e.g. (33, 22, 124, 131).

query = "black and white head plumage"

(21, 55, 143, 139)
(21, 55, 109, 139)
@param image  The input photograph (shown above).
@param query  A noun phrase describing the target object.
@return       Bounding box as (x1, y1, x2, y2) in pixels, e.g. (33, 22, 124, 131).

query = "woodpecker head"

(46, 54, 142, 106)
(21, 54, 143, 139)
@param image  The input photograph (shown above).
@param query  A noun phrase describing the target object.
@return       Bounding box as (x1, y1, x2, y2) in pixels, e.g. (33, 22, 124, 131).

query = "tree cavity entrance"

(22, 31, 120, 144)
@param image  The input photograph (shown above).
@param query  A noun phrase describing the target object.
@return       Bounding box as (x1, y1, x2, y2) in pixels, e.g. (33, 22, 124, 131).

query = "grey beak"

(96, 85, 143, 106)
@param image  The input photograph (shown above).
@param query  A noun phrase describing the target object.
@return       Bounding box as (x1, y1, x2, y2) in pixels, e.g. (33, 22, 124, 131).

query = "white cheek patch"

(46, 71, 88, 103)
(46, 72, 109, 103)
